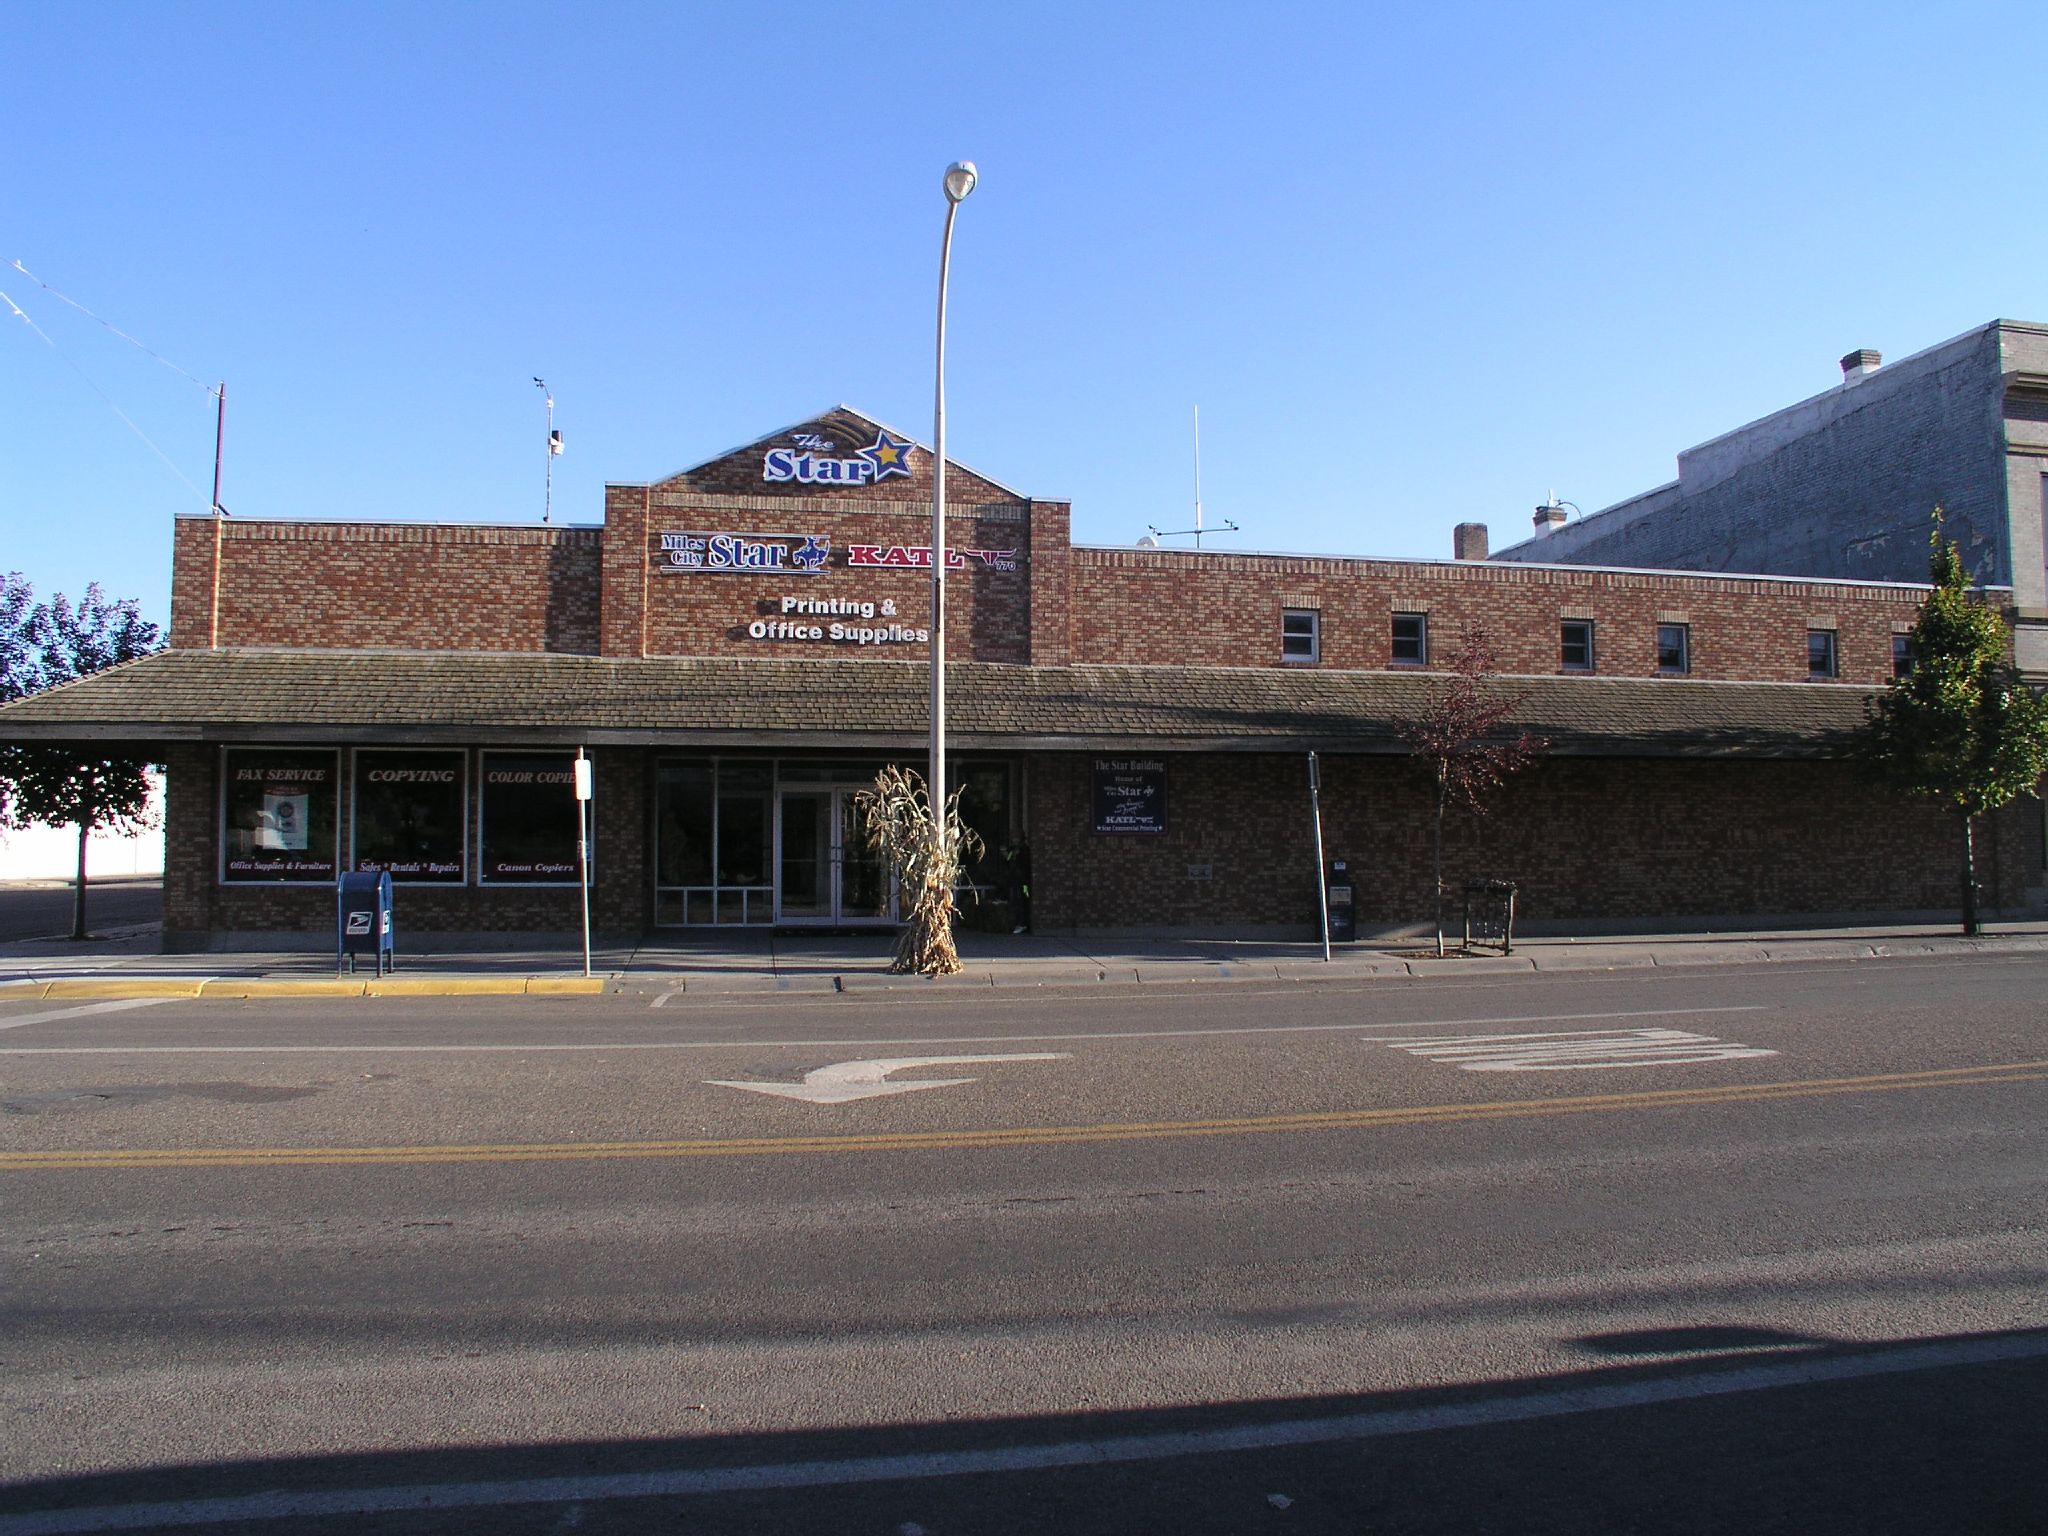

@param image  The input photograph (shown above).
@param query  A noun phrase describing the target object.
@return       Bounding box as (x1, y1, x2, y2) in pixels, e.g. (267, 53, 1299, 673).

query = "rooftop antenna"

(208, 380, 228, 650)
(209, 381, 228, 515)
(534, 377, 562, 523)
(1147, 405, 1240, 548)
(1533, 489, 1581, 531)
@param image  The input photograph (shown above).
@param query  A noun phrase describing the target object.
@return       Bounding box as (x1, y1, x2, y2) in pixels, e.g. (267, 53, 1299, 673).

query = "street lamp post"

(930, 159, 976, 820)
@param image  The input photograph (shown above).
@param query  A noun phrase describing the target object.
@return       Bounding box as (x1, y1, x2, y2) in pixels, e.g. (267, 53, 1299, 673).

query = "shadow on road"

(5, 1327, 2044, 1534)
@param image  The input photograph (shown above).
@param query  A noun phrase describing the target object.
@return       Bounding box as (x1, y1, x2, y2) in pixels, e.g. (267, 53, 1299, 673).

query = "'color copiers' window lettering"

(480, 752, 587, 885)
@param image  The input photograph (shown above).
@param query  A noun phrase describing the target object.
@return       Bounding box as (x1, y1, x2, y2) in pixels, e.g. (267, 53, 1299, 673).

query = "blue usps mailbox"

(337, 870, 394, 975)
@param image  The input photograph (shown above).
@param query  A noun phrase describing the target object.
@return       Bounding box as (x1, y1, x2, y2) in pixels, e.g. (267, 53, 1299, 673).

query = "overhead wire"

(10, 260, 218, 399)
(1, 267, 215, 508)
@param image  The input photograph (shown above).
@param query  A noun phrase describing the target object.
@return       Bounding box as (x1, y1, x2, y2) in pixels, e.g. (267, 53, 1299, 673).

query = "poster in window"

(1092, 758, 1167, 835)
(257, 792, 308, 849)
(480, 751, 587, 884)
(354, 750, 466, 882)
(222, 749, 339, 882)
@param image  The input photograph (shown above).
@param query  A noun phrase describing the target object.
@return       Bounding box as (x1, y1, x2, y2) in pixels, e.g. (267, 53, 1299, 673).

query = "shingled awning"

(0, 648, 1877, 757)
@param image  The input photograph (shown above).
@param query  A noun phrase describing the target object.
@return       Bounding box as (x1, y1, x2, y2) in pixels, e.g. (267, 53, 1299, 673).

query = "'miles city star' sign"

(659, 533, 830, 573)
(763, 430, 916, 487)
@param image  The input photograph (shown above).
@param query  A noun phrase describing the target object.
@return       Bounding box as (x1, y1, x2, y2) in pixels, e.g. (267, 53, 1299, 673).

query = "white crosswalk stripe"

(1381, 1026, 1776, 1071)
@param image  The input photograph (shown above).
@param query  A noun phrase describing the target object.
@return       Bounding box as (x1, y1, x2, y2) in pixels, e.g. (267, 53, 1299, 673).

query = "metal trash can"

(337, 870, 395, 975)
(1326, 858, 1356, 944)
(1461, 879, 1517, 955)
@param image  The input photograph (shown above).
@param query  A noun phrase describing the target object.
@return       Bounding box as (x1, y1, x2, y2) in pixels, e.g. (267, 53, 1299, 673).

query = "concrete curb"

(0, 976, 612, 1001)
(5, 931, 2048, 1001)
(34, 978, 209, 999)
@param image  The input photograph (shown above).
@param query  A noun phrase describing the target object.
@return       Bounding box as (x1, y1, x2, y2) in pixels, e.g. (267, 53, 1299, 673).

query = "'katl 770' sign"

(847, 544, 1018, 573)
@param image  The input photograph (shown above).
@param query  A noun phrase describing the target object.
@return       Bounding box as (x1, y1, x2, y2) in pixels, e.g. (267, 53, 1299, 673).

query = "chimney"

(1840, 348, 1881, 384)
(1532, 500, 1569, 535)
(1453, 522, 1489, 561)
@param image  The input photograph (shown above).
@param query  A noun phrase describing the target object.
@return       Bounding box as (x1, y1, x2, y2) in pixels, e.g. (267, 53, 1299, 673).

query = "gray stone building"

(1489, 319, 2048, 676)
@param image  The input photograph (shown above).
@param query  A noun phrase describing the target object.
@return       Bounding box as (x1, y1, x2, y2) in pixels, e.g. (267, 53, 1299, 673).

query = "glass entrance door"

(776, 787, 896, 925)
(777, 790, 831, 921)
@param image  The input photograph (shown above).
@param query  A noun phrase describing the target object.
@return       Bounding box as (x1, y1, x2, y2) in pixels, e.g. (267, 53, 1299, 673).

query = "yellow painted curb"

(523, 977, 609, 995)
(0, 981, 54, 999)
(199, 978, 369, 998)
(40, 979, 207, 999)
(362, 977, 530, 997)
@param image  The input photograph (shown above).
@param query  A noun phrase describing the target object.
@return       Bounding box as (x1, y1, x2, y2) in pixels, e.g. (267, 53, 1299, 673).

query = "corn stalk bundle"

(855, 764, 984, 975)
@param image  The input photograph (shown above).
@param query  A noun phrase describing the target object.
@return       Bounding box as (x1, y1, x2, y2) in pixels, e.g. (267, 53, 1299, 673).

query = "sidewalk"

(4, 919, 2048, 999)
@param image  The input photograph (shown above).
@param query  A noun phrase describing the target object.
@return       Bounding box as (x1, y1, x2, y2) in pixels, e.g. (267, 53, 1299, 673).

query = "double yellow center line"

(4, 1060, 2043, 1172)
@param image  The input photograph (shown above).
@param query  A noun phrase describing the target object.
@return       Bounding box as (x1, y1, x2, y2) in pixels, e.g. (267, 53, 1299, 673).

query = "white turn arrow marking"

(708, 1053, 1069, 1104)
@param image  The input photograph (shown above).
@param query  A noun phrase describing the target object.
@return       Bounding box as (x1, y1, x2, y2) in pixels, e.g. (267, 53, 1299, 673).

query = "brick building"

(1490, 319, 2048, 678)
(4, 406, 2037, 950)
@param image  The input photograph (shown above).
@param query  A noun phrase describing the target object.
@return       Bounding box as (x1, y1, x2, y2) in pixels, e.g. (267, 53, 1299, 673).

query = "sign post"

(574, 748, 593, 980)
(1309, 752, 1330, 963)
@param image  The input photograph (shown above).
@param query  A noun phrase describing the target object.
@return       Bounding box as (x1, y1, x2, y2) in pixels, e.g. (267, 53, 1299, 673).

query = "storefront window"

(479, 751, 585, 885)
(221, 748, 339, 884)
(717, 762, 772, 887)
(353, 749, 466, 883)
(654, 758, 772, 924)
(656, 762, 714, 887)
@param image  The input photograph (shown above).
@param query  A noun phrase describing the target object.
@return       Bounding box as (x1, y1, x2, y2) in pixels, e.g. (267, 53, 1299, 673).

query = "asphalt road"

(2, 953, 2045, 1533)
(0, 879, 161, 943)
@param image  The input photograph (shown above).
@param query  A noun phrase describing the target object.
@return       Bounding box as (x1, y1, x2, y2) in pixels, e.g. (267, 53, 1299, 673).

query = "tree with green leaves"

(0, 580, 163, 940)
(1860, 518, 2048, 935)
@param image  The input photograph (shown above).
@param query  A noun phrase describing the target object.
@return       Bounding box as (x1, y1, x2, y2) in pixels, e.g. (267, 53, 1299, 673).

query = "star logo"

(792, 536, 831, 571)
(855, 430, 915, 482)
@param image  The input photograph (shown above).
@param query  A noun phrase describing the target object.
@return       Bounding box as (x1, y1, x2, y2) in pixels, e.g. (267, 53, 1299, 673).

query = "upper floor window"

(1892, 633, 1914, 679)
(1282, 609, 1320, 664)
(1391, 612, 1427, 665)
(1561, 619, 1594, 672)
(1807, 628, 1839, 679)
(1656, 622, 1690, 674)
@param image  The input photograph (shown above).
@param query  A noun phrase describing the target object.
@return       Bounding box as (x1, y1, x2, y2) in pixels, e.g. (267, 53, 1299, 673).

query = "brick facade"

(135, 404, 2040, 948)
(172, 519, 602, 654)
(1066, 549, 1925, 684)
(1491, 322, 2048, 604)
(1029, 752, 2035, 935)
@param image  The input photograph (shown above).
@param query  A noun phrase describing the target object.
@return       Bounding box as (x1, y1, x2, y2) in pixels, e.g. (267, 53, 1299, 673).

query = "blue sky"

(5, 0, 2042, 628)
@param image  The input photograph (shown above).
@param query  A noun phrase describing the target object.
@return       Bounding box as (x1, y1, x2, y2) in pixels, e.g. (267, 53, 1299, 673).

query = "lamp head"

(943, 161, 977, 204)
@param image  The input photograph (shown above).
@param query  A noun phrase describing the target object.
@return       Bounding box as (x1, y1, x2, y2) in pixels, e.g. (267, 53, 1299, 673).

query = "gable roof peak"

(644, 405, 1028, 499)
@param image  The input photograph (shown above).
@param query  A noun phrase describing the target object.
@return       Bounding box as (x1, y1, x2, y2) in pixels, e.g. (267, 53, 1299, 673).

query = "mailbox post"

(337, 870, 394, 975)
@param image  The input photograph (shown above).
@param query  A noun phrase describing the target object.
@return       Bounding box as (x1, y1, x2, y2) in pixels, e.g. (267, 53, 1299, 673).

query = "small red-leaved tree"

(1397, 627, 1546, 955)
